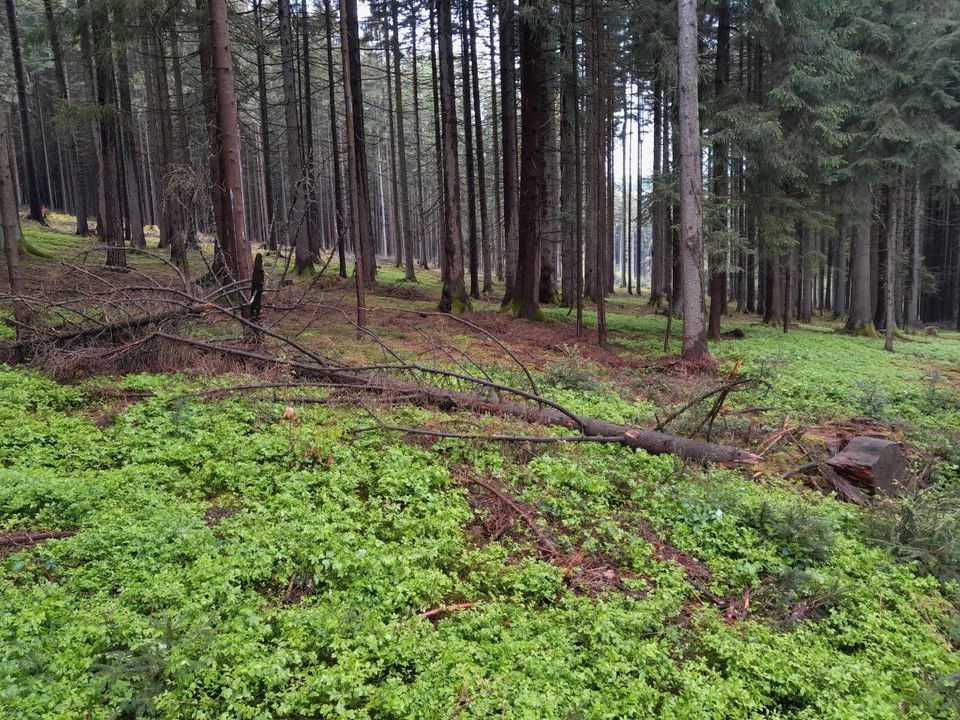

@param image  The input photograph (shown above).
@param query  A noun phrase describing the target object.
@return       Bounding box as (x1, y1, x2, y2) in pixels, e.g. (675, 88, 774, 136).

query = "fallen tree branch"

(418, 602, 475, 619)
(0, 529, 77, 546)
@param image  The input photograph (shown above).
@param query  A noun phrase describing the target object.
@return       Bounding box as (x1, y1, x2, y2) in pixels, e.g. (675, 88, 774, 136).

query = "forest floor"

(1, 216, 959, 718)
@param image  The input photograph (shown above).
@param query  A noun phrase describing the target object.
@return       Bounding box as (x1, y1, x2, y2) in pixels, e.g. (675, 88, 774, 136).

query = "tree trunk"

(676, 0, 709, 360)
(343, 0, 376, 281)
(321, 0, 346, 276)
(42, 0, 88, 235)
(845, 186, 875, 334)
(206, 0, 253, 285)
(708, 0, 730, 340)
(0, 112, 27, 334)
(460, 0, 480, 299)
(5, 0, 46, 223)
(437, 0, 470, 313)
(302, 0, 320, 262)
(884, 183, 898, 351)
(907, 181, 922, 332)
(411, 11, 429, 271)
(499, 0, 520, 306)
(467, 0, 492, 294)
(649, 80, 663, 306)
(339, 0, 366, 324)
(391, 0, 417, 281)
(515, 0, 547, 319)
(489, 2, 503, 281)
(278, 0, 312, 274)
(116, 43, 146, 249)
(91, 5, 125, 268)
(559, 0, 576, 307)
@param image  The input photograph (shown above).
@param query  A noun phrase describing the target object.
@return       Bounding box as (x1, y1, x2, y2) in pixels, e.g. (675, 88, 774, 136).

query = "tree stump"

(825, 436, 908, 495)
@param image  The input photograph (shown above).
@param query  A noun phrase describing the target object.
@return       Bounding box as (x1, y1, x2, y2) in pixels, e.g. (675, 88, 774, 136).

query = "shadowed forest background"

(0, 0, 960, 717)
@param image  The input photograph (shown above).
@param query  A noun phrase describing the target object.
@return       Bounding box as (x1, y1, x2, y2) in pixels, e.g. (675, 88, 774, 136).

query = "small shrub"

(542, 346, 600, 391)
(865, 485, 960, 582)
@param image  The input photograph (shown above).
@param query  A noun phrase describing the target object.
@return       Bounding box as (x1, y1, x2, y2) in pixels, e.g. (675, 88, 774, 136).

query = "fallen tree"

(0, 269, 759, 466)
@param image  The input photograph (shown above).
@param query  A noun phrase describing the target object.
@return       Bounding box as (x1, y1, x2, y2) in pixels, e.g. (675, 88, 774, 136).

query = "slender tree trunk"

(382, 26, 401, 268)
(253, 0, 277, 250)
(907, 181, 922, 332)
(437, 0, 470, 312)
(0, 112, 27, 334)
(884, 183, 898, 351)
(459, 0, 480, 298)
(467, 0, 492, 294)
(91, 4, 125, 268)
(707, 0, 729, 339)
(488, 2, 503, 280)
(499, 0, 520, 306)
(411, 13, 429, 271)
(559, 0, 576, 307)
(649, 80, 663, 306)
(343, 0, 376, 281)
(339, 0, 366, 325)
(321, 0, 345, 276)
(42, 0, 89, 235)
(116, 43, 145, 249)
(391, 0, 417, 281)
(278, 0, 312, 273)
(430, 2, 444, 273)
(677, 0, 708, 360)
(5, 0, 45, 223)
(302, 0, 321, 262)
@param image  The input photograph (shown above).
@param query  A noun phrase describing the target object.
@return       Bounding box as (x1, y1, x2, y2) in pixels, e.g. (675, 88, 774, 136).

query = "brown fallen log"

(114, 333, 761, 466)
(333, 374, 759, 465)
(825, 436, 908, 495)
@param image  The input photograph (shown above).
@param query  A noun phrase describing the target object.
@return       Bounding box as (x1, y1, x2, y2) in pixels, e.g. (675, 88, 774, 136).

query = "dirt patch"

(204, 505, 241, 527)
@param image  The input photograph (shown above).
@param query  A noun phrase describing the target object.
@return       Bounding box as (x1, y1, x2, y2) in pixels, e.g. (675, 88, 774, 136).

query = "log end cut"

(825, 436, 908, 495)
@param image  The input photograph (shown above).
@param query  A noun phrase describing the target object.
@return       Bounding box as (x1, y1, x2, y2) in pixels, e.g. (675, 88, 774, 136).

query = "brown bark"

(437, 0, 470, 313)
(677, 0, 709, 360)
(208, 0, 253, 284)
(708, 0, 730, 340)
(515, 0, 547, 319)
(278, 0, 313, 274)
(42, 0, 89, 236)
(0, 112, 27, 335)
(390, 0, 417, 281)
(340, 0, 367, 325)
(460, 0, 480, 298)
(116, 43, 146, 250)
(559, 0, 576, 307)
(91, 6, 125, 269)
(322, 0, 346, 276)
(467, 0, 492, 295)
(343, 0, 376, 282)
(845, 185, 875, 334)
(499, 0, 519, 305)
(4, 0, 45, 224)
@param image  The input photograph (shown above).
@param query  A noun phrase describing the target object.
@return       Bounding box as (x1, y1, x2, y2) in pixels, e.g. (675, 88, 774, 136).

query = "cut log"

(825, 436, 908, 495)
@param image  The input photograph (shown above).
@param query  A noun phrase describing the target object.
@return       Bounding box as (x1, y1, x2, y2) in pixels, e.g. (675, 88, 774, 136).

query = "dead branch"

(0, 529, 77, 546)
(418, 602, 475, 619)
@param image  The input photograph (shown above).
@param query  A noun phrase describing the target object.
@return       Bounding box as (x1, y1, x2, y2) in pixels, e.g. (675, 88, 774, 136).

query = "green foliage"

(865, 484, 960, 583)
(0, 369, 957, 719)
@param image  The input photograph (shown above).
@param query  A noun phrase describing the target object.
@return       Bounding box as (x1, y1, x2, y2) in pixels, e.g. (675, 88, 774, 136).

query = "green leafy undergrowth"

(0, 367, 957, 718)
